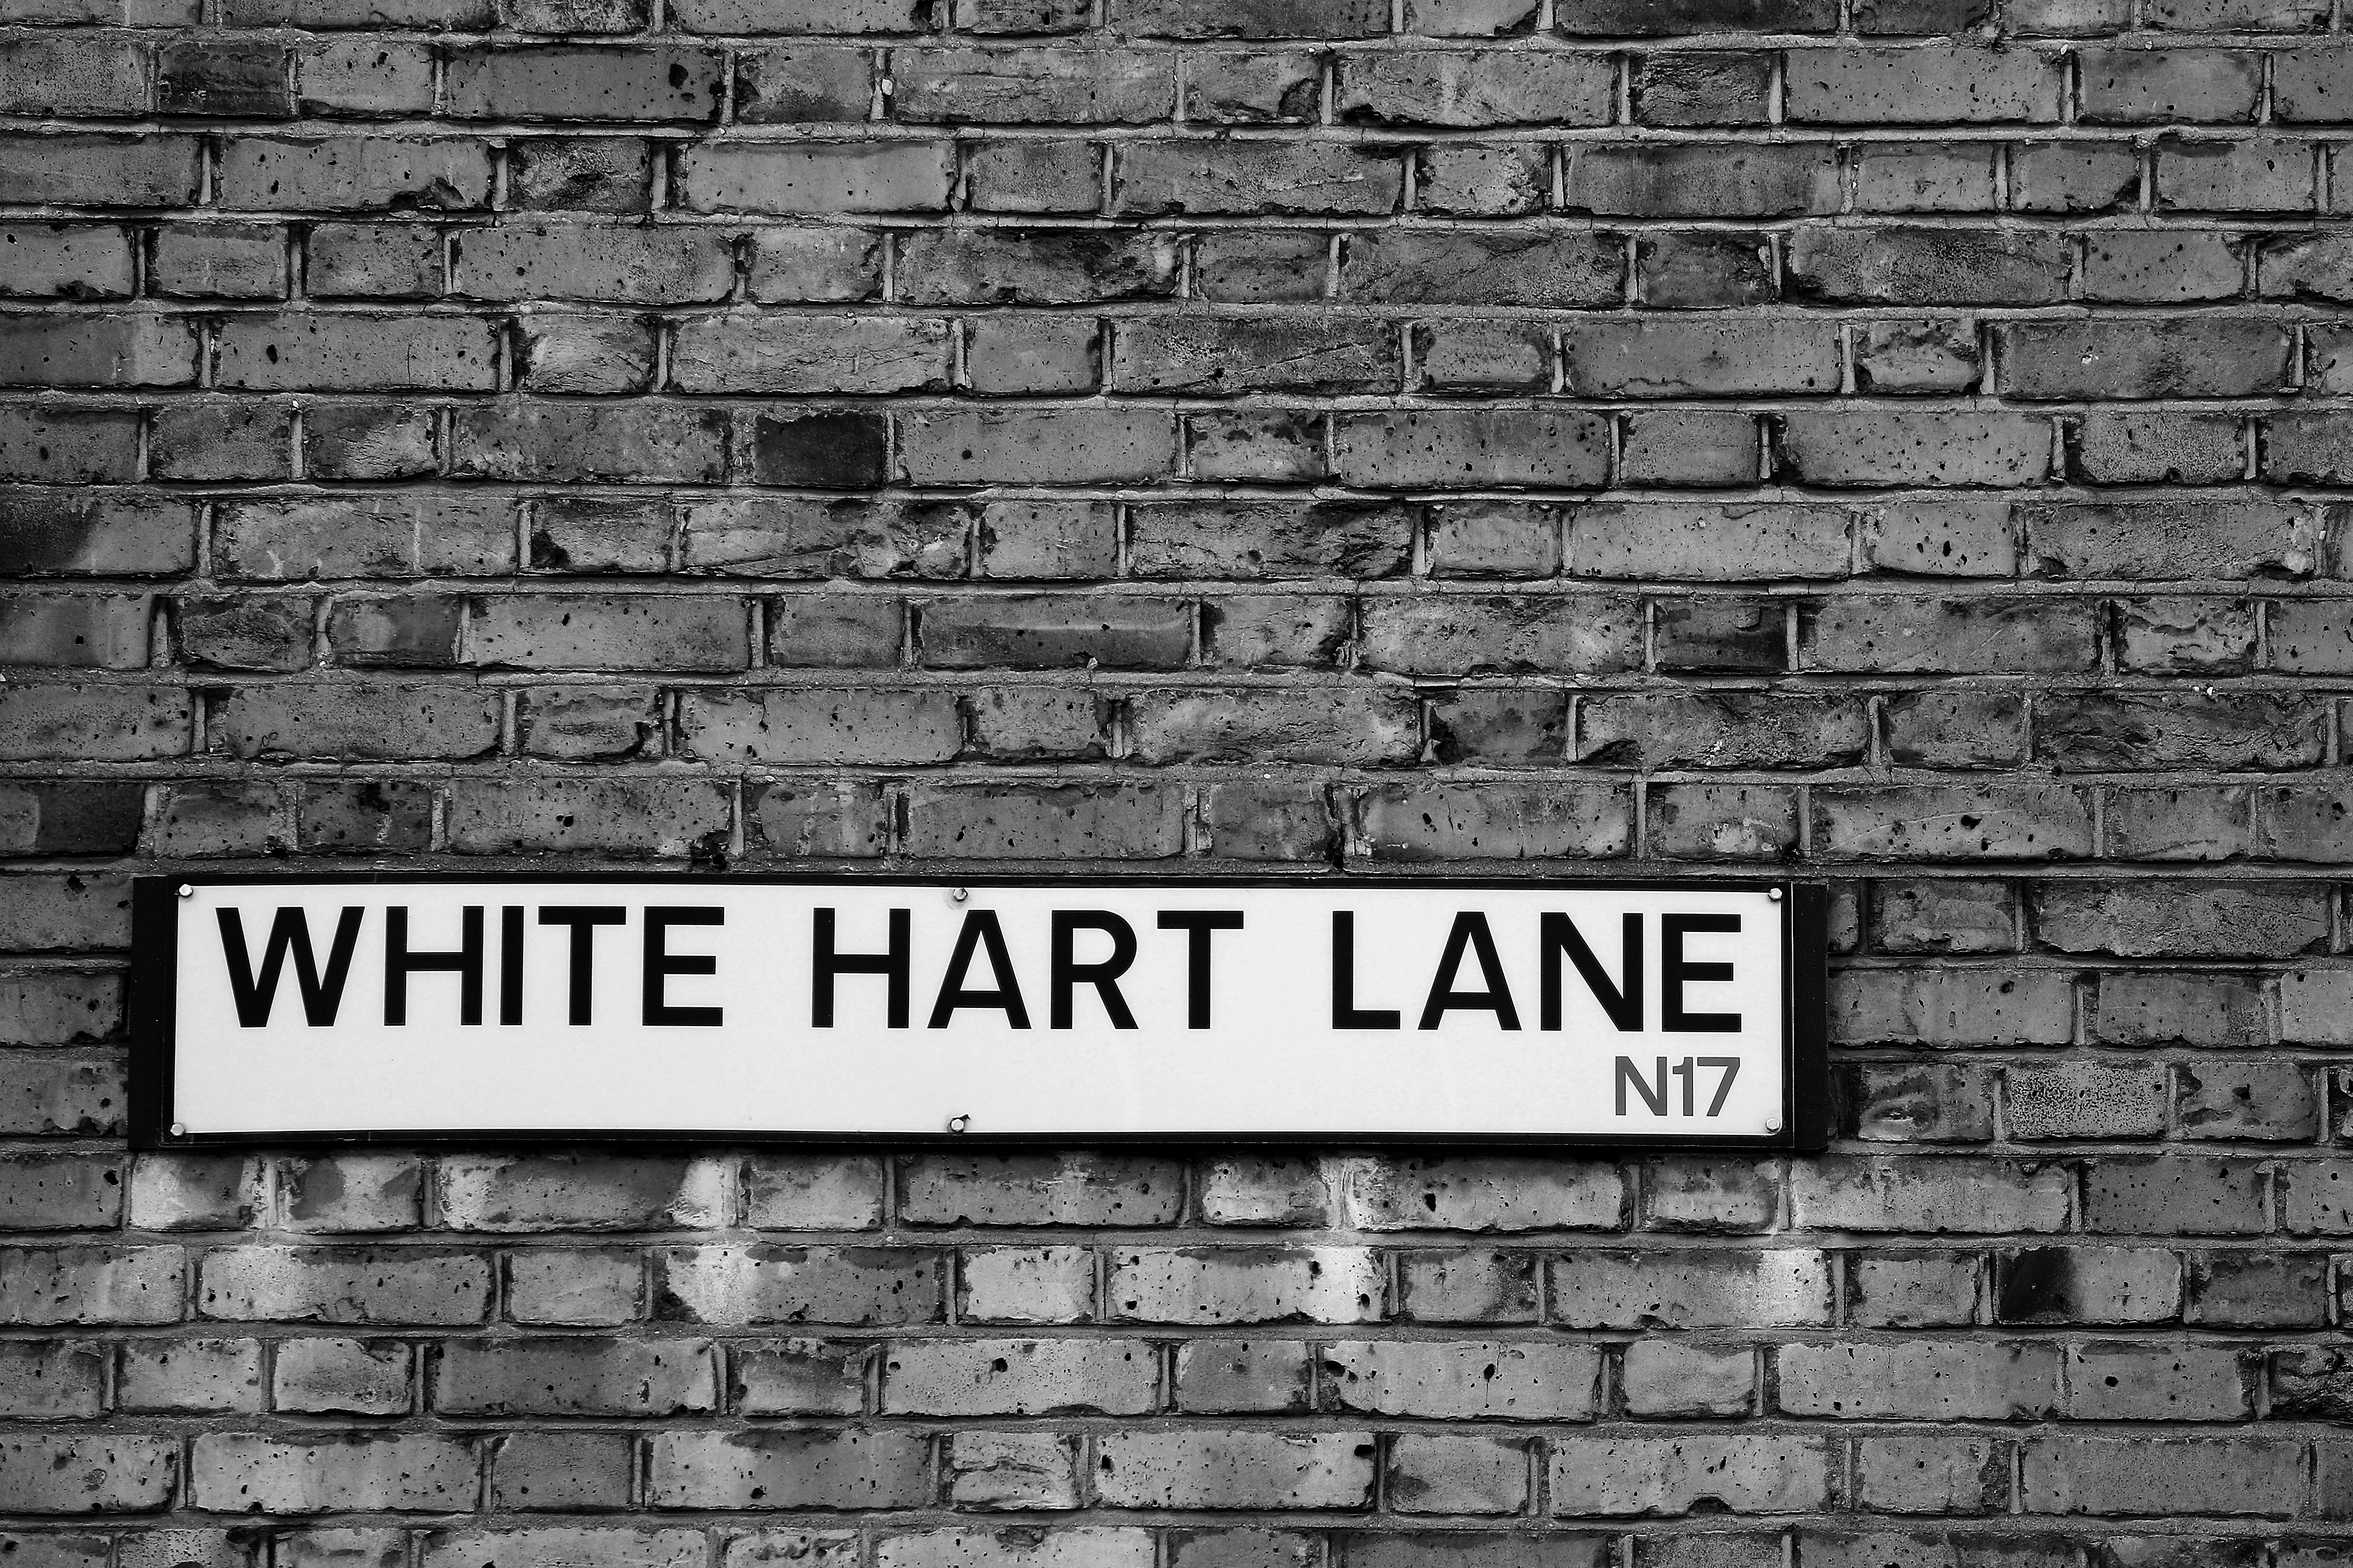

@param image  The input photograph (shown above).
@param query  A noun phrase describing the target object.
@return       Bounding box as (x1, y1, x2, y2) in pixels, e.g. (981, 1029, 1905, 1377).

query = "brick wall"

(5, 0, 2353, 1553)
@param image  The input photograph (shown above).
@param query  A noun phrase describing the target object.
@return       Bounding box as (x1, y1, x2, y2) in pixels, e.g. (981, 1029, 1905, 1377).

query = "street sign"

(131, 875, 1828, 1147)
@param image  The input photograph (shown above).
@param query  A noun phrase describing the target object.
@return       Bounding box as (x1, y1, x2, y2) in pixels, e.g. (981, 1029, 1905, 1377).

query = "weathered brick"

(1550, 1434, 1833, 1516)
(653, 1246, 944, 1325)
(191, 1434, 476, 1513)
(1096, 1432, 1375, 1510)
(883, 1339, 1156, 1416)
(200, 1248, 491, 1325)
(0, 1437, 178, 1512)
(435, 1338, 718, 1415)
(647, 1430, 931, 1509)
(1111, 1248, 1384, 1323)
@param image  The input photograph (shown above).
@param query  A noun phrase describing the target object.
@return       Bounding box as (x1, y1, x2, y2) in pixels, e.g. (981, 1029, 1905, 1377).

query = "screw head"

(952, 887, 969, 902)
(169, 1123, 186, 1137)
(947, 1114, 971, 1134)
(1764, 1116, 1782, 1134)
(178, 884, 193, 898)
(1766, 887, 1783, 902)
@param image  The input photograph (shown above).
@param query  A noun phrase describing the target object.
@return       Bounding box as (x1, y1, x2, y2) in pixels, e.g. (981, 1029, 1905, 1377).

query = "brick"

(2077, 414, 2246, 486)
(1356, 782, 1632, 861)
(454, 402, 730, 484)
(1550, 1434, 1833, 1516)
(275, 1155, 423, 1232)
(2071, 1342, 2252, 1420)
(199, 1248, 492, 1324)
(1115, 318, 1395, 396)
(1852, 1432, 2007, 1515)
(1854, 144, 1998, 211)
(1788, 226, 2071, 304)
(1788, 45, 2062, 123)
(0, 1437, 177, 1513)
(883, 1339, 1156, 1415)
(0, 37, 150, 117)
(276, 1338, 412, 1416)
(219, 137, 492, 210)
(879, 1535, 1146, 1568)
(1621, 1341, 1756, 1417)
(0, 971, 124, 1046)
(1111, 1248, 1384, 1323)
(455, 225, 731, 303)
(1343, 229, 1622, 305)
(1095, 1432, 1374, 1510)
(966, 139, 1100, 212)
(1, 1247, 184, 1325)
(2078, 48, 2262, 123)
(445, 46, 722, 121)
(2188, 1250, 2326, 1326)
(0, 414, 142, 487)
(1802, 597, 2095, 673)
(506, 139, 653, 213)
(1776, 1341, 2058, 1419)
(506, 1250, 642, 1325)
(958, 1247, 1096, 1324)
(731, 46, 878, 123)
(1176, 1341, 1313, 1413)
(1339, 52, 1611, 125)
(2036, 691, 2323, 769)
(675, 315, 949, 395)
(1843, 1062, 1996, 1142)
(2004, 1062, 2168, 1140)
(298, 36, 434, 116)
(1320, 1341, 1597, 1420)
(421, 1532, 698, 1568)
(2089, 1157, 2266, 1235)
(732, 1341, 871, 1416)
(152, 226, 288, 300)
(743, 781, 890, 859)
(1997, 318, 2292, 400)
(1550, 1251, 1831, 1328)
(1128, 689, 1416, 767)
(740, 1158, 881, 1230)
(1792, 1157, 2071, 1232)
(903, 783, 1184, 858)
(1564, 143, 1837, 217)
(2036, 881, 2329, 958)
(302, 223, 441, 298)
(1844, 1253, 1981, 1327)
(1359, 595, 1637, 676)
(2020, 1436, 2301, 1516)
(1632, 52, 1772, 125)
(191, 1434, 476, 1513)
(1780, 410, 2051, 485)
(1580, 692, 1866, 769)
(652, 1246, 944, 1324)
(435, 1338, 718, 1415)
(647, 1430, 931, 1509)
(897, 409, 1173, 485)
(677, 143, 953, 213)
(1119, 0, 1385, 34)
(0, 315, 197, 389)
(1116, 142, 1404, 215)
(946, 1430, 1078, 1510)
(0, 1340, 108, 1419)
(899, 230, 1177, 306)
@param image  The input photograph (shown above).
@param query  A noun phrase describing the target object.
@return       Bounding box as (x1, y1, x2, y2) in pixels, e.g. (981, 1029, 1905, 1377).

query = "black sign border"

(131, 873, 1830, 1153)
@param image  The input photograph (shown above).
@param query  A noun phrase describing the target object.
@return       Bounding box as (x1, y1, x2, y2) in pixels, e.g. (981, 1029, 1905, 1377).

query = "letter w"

(217, 907, 364, 1027)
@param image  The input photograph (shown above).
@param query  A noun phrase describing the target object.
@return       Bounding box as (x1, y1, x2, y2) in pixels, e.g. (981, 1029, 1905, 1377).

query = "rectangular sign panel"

(132, 876, 1827, 1147)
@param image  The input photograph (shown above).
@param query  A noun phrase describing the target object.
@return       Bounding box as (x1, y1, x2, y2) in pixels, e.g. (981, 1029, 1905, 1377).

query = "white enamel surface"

(169, 881, 1791, 1138)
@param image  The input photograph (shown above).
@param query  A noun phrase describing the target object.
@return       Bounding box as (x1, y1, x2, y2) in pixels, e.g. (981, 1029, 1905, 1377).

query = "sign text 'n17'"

(131, 877, 1829, 1146)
